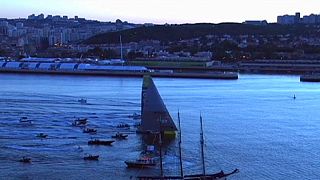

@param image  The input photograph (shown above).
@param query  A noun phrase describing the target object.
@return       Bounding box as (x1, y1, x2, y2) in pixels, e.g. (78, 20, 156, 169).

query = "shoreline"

(0, 68, 239, 80)
(2, 59, 320, 81)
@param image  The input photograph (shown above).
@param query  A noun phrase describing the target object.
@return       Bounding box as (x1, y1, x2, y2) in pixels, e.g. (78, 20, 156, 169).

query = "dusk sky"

(0, 0, 319, 24)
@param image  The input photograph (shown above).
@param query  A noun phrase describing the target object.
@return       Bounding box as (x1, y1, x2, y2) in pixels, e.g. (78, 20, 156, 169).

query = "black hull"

(137, 169, 239, 180)
(84, 155, 99, 161)
(125, 161, 156, 168)
(88, 140, 115, 146)
(111, 135, 128, 139)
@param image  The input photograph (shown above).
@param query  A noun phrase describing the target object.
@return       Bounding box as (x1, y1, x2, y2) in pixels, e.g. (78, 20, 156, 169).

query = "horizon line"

(0, 14, 277, 25)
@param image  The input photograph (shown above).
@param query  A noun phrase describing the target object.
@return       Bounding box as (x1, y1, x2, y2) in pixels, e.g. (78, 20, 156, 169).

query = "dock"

(300, 74, 320, 82)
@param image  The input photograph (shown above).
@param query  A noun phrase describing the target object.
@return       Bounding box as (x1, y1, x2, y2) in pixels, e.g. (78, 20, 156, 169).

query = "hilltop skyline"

(0, 0, 319, 24)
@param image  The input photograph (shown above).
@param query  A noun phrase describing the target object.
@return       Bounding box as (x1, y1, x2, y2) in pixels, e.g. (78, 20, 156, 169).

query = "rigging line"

(207, 142, 224, 170)
(202, 122, 224, 171)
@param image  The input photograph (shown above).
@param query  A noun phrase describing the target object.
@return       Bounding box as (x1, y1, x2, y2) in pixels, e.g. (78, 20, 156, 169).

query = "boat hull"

(83, 155, 99, 161)
(125, 161, 156, 168)
(111, 135, 128, 139)
(88, 140, 115, 145)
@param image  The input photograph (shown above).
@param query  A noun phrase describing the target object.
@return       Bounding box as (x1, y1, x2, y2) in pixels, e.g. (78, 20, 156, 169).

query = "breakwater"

(0, 68, 238, 80)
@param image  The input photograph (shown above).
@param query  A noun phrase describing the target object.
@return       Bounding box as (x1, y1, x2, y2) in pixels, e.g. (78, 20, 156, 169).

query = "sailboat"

(126, 75, 177, 169)
(135, 76, 238, 179)
(183, 114, 239, 179)
(137, 113, 239, 179)
(137, 75, 177, 138)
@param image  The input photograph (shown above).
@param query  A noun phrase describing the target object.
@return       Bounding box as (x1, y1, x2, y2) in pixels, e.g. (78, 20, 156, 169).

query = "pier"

(0, 68, 238, 80)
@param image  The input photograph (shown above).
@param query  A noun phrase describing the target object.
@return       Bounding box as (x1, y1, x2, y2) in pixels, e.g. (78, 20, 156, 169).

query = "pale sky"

(0, 0, 319, 24)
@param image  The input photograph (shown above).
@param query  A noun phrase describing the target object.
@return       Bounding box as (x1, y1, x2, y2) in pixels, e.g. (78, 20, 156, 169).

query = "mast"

(178, 110, 184, 178)
(159, 115, 164, 178)
(200, 114, 206, 177)
(120, 35, 123, 60)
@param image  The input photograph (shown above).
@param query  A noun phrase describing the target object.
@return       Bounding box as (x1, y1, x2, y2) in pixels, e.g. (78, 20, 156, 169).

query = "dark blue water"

(0, 74, 320, 179)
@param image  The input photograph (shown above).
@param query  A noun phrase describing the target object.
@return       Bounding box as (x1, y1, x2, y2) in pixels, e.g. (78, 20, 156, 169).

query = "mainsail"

(138, 75, 177, 134)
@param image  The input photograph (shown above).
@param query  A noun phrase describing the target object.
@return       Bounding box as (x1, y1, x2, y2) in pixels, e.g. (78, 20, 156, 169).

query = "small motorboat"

(88, 139, 115, 146)
(128, 113, 141, 120)
(36, 133, 48, 138)
(83, 154, 99, 161)
(78, 98, 87, 104)
(116, 123, 130, 129)
(72, 118, 88, 126)
(83, 128, 97, 134)
(19, 157, 31, 163)
(19, 117, 32, 124)
(111, 132, 128, 139)
(125, 158, 157, 168)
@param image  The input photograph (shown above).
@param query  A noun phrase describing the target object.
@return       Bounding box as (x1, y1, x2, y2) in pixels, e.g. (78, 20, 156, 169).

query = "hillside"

(84, 23, 316, 44)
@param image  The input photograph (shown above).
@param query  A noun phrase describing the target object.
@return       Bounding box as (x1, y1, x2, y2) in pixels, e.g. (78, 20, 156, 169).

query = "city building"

(301, 14, 319, 24)
(0, 21, 9, 35)
(277, 14, 296, 25)
(277, 12, 320, 25)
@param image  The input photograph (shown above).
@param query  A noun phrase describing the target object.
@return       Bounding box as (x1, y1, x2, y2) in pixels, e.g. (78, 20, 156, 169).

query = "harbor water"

(0, 73, 320, 179)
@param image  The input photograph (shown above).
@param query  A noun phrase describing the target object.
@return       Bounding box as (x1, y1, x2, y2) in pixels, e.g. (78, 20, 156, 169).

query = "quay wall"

(0, 68, 238, 80)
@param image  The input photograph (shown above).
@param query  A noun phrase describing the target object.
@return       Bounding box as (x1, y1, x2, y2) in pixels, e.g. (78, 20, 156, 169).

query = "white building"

(16, 22, 24, 29)
(194, 51, 213, 59)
